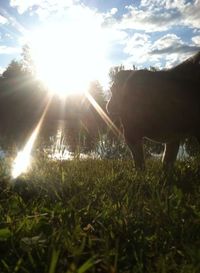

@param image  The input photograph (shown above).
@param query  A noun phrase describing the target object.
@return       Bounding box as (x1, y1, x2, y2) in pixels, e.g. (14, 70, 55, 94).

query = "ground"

(0, 156, 200, 273)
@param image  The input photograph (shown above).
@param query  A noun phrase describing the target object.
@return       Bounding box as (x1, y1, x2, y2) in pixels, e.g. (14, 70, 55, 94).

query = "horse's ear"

(173, 50, 200, 70)
(192, 51, 200, 64)
(171, 50, 200, 82)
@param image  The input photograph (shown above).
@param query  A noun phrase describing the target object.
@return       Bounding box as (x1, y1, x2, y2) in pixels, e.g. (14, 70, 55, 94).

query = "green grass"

(0, 156, 200, 272)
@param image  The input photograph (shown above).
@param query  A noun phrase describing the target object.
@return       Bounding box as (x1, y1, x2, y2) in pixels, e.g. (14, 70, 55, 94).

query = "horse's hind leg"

(162, 140, 180, 169)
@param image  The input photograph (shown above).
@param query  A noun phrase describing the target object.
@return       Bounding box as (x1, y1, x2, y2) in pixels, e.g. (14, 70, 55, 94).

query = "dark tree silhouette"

(0, 56, 48, 150)
(61, 81, 107, 153)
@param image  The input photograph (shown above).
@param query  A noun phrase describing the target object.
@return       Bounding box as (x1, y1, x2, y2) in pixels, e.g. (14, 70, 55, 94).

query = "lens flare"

(85, 92, 123, 138)
(12, 93, 122, 178)
(12, 98, 51, 179)
(12, 125, 40, 179)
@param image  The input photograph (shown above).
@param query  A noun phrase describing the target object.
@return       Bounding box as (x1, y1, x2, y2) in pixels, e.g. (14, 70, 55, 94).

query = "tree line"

(0, 45, 198, 158)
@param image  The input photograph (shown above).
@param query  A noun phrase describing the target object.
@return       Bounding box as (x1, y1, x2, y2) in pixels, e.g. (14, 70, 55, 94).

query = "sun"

(27, 17, 110, 97)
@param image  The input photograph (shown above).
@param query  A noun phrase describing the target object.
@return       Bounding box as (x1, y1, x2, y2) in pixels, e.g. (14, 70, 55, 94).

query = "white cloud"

(141, 0, 200, 29)
(0, 45, 20, 54)
(151, 34, 183, 52)
(0, 33, 14, 41)
(121, 33, 153, 67)
(105, 28, 128, 45)
(125, 33, 150, 49)
(149, 34, 200, 67)
(4, 33, 13, 39)
(141, 0, 187, 10)
(193, 29, 200, 34)
(192, 35, 200, 45)
(10, 0, 41, 14)
(0, 7, 27, 34)
(103, 0, 200, 33)
(10, 0, 75, 15)
(150, 34, 200, 55)
(121, 32, 200, 69)
(0, 15, 8, 24)
(0, 66, 5, 75)
(110, 8, 118, 15)
(163, 51, 196, 68)
(182, 0, 200, 29)
(123, 34, 181, 66)
(98, 1, 200, 67)
(119, 5, 179, 32)
(123, 33, 151, 60)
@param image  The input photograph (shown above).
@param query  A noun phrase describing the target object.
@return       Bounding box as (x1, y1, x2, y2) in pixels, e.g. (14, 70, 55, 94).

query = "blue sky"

(0, 0, 200, 75)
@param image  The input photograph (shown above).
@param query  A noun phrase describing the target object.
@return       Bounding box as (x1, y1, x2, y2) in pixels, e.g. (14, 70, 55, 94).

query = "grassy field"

(0, 156, 200, 273)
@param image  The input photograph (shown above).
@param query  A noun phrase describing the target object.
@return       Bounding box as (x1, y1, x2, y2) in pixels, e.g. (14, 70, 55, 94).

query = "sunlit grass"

(1, 157, 200, 272)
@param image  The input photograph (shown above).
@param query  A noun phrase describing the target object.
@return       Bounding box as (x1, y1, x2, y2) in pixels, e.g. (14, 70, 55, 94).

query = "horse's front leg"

(124, 133, 145, 170)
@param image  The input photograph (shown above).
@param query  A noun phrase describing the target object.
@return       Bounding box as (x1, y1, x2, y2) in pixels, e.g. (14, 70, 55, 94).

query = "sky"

(0, 0, 200, 76)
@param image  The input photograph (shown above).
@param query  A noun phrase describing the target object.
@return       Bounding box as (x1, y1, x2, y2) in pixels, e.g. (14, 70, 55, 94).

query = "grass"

(0, 156, 200, 272)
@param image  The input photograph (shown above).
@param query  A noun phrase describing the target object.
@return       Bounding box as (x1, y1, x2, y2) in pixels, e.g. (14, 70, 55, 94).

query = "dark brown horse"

(107, 51, 200, 170)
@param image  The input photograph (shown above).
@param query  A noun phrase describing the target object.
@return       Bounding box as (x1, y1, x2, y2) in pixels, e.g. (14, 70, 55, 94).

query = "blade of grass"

(48, 248, 60, 273)
(77, 258, 95, 273)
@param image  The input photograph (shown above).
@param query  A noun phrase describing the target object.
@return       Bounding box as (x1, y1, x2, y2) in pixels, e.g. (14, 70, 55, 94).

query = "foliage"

(0, 50, 108, 153)
(21, 44, 36, 75)
(2, 60, 25, 79)
(184, 137, 200, 157)
(109, 65, 125, 83)
(57, 81, 108, 153)
(0, 157, 200, 272)
(0, 58, 48, 149)
(93, 131, 132, 159)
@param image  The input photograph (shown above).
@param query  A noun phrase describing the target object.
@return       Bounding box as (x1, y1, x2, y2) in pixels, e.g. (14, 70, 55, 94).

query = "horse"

(106, 51, 200, 170)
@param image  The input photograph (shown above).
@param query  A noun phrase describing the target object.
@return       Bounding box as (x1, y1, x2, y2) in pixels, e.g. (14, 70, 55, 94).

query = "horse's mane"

(113, 70, 133, 84)
(113, 51, 200, 84)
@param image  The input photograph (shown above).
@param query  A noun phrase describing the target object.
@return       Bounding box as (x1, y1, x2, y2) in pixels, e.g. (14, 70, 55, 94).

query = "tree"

(2, 60, 24, 79)
(109, 65, 125, 83)
(21, 44, 36, 76)
(60, 81, 108, 154)
(0, 57, 48, 149)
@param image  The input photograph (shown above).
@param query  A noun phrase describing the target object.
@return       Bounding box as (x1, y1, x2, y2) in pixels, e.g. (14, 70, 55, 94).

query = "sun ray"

(12, 97, 52, 179)
(85, 91, 123, 139)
